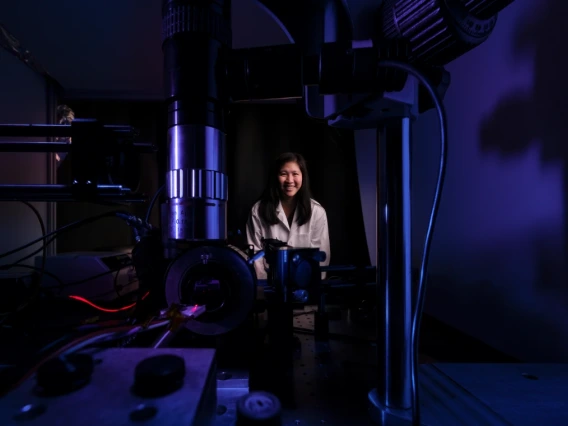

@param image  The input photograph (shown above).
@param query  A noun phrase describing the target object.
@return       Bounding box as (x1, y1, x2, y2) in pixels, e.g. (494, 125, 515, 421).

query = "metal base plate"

(0, 348, 217, 426)
(216, 308, 568, 426)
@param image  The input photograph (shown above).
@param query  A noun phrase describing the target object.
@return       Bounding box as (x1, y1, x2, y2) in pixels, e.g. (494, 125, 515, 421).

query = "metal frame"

(0, 122, 155, 203)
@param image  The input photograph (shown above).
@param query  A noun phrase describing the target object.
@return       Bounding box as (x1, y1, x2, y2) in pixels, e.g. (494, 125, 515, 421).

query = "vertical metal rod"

(314, 291, 330, 355)
(45, 81, 58, 256)
(264, 249, 295, 406)
(374, 117, 413, 410)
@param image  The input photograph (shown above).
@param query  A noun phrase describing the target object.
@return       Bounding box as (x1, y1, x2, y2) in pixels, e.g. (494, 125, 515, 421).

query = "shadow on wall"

(425, 231, 568, 361)
(478, 0, 568, 359)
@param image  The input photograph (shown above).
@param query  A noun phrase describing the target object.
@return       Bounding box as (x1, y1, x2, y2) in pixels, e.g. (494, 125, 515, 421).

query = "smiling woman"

(226, 103, 369, 272)
(279, 159, 303, 223)
(246, 152, 330, 280)
(247, 152, 330, 279)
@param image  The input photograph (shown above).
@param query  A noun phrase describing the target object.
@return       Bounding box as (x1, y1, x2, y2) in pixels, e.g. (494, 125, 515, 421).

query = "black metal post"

(369, 117, 413, 421)
(265, 248, 295, 407)
(314, 289, 330, 356)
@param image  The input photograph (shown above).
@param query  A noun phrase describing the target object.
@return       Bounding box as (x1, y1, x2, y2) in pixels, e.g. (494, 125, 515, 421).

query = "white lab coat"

(246, 199, 330, 280)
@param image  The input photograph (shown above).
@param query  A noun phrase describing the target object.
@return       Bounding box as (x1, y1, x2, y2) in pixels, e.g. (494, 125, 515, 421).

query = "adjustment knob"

(133, 354, 186, 397)
(36, 353, 94, 396)
(381, 0, 497, 66)
(236, 391, 282, 425)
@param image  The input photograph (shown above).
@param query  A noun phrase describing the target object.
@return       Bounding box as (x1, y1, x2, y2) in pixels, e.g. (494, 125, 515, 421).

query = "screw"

(217, 371, 232, 380)
(129, 404, 158, 422)
(13, 404, 46, 421)
(521, 373, 539, 380)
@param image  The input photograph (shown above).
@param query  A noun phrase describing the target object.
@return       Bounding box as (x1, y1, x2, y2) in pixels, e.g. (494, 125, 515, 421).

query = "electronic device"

(36, 251, 139, 302)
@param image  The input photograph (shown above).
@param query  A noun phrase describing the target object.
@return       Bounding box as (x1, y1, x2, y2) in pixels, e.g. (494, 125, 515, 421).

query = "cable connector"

(115, 213, 146, 227)
(115, 213, 153, 241)
(159, 303, 206, 331)
(152, 304, 206, 348)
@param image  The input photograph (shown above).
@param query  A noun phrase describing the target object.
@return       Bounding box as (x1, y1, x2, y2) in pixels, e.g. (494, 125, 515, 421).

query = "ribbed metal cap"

(381, 0, 497, 65)
(162, 0, 231, 44)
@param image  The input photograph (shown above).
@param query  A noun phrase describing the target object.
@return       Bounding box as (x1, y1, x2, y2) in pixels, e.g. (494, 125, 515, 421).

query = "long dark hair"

(258, 152, 313, 226)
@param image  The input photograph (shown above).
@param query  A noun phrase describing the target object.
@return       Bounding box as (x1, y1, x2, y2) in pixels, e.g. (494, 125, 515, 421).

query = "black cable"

(145, 184, 165, 225)
(376, 60, 448, 426)
(90, 279, 139, 300)
(113, 269, 122, 298)
(2, 235, 57, 268)
(4, 264, 66, 288)
(41, 265, 134, 292)
(2, 253, 135, 303)
(1, 263, 129, 294)
(0, 210, 130, 261)
(0, 202, 47, 316)
(0, 209, 138, 310)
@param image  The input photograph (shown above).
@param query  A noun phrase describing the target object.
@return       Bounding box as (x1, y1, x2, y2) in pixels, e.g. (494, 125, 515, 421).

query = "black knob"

(133, 354, 185, 397)
(36, 353, 94, 396)
(236, 391, 282, 425)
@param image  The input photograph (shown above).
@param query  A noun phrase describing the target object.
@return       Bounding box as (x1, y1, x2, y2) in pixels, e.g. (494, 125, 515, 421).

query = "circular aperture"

(165, 245, 256, 336)
(180, 262, 234, 319)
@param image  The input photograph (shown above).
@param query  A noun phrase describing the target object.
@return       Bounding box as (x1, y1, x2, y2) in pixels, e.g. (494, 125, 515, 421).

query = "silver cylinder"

(165, 124, 228, 241)
(161, 0, 231, 244)
(371, 117, 413, 413)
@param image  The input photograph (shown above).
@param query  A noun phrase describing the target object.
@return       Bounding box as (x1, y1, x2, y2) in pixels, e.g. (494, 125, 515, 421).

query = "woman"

(246, 152, 330, 279)
(55, 104, 75, 164)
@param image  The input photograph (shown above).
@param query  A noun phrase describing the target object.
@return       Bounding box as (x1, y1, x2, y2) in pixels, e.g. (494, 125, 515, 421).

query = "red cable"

(68, 292, 149, 313)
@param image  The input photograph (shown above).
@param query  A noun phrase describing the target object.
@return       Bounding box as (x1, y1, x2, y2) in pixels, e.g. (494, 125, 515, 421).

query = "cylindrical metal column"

(161, 0, 231, 243)
(370, 117, 413, 414)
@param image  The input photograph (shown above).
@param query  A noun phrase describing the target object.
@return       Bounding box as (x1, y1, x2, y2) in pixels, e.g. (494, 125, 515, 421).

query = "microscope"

(0, 1, 518, 425)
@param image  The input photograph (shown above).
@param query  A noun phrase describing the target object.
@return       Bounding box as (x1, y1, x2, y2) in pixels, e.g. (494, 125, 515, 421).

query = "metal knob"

(36, 353, 94, 396)
(236, 391, 282, 425)
(133, 354, 186, 397)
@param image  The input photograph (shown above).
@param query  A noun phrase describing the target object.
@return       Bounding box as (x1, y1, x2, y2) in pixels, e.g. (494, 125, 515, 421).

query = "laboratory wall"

(0, 49, 55, 267)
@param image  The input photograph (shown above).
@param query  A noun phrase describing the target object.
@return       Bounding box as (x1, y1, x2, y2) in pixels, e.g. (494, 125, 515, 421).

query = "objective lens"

(162, 0, 232, 242)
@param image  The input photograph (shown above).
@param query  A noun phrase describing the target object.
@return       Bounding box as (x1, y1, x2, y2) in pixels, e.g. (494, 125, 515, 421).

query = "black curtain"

(226, 102, 370, 267)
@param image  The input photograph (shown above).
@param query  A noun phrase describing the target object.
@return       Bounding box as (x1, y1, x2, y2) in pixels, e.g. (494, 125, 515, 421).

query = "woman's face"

(278, 161, 303, 200)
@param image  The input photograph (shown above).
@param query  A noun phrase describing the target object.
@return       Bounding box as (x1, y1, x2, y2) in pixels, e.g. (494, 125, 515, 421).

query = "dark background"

(226, 103, 370, 266)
